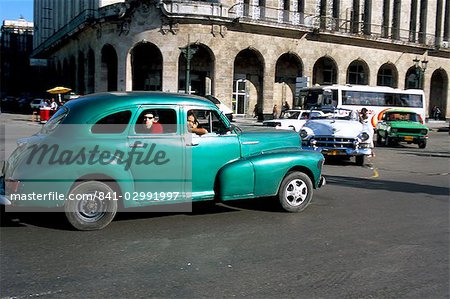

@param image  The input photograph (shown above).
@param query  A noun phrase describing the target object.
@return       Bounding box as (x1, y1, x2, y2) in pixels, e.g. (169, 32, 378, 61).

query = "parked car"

(30, 98, 46, 110)
(376, 109, 429, 148)
(263, 110, 324, 132)
(18, 98, 34, 113)
(1, 96, 19, 112)
(300, 107, 373, 166)
(1, 92, 325, 230)
(204, 95, 233, 121)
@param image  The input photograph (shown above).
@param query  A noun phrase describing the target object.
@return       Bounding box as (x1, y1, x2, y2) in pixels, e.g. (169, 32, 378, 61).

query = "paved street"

(1, 113, 449, 298)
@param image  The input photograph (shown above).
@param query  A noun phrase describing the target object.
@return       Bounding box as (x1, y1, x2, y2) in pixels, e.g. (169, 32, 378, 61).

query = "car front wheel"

(418, 140, 427, 148)
(376, 131, 383, 146)
(65, 181, 118, 231)
(355, 155, 365, 166)
(278, 172, 313, 213)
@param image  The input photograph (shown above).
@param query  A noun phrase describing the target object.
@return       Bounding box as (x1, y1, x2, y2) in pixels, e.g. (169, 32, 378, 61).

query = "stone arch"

(131, 41, 163, 91)
(233, 48, 265, 116)
(429, 68, 448, 119)
(274, 52, 303, 109)
(377, 63, 398, 88)
(101, 44, 118, 91)
(347, 59, 370, 85)
(313, 56, 338, 85)
(178, 43, 215, 96)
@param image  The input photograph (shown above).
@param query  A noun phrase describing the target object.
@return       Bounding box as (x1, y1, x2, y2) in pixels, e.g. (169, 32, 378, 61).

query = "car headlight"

(358, 132, 369, 141)
(420, 129, 428, 135)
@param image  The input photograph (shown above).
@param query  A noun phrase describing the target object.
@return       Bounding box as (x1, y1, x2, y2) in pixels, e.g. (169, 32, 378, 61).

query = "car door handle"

(129, 143, 145, 148)
(186, 143, 199, 147)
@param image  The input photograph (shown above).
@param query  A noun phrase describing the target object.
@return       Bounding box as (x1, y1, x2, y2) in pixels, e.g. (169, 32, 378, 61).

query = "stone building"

(1, 18, 35, 97)
(32, 0, 450, 119)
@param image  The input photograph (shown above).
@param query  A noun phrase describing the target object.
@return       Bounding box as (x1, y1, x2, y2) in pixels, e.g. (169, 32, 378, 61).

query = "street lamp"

(413, 56, 428, 89)
(179, 37, 198, 94)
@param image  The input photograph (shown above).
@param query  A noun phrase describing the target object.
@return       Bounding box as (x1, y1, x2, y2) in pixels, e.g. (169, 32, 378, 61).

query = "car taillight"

(5, 178, 20, 193)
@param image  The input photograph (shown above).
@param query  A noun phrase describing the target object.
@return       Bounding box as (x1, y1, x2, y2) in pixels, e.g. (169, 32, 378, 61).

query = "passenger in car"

(143, 113, 163, 134)
(187, 112, 208, 136)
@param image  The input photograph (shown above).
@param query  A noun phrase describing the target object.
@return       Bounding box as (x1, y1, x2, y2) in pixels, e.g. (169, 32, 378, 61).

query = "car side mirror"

(230, 124, 242, 134)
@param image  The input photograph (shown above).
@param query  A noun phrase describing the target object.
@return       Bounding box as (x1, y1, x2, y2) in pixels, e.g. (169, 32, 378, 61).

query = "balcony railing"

(228, 4, 446, 49)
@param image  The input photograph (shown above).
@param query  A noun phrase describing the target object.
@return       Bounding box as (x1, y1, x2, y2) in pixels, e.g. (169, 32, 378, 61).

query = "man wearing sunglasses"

(143, 113, 163, 134)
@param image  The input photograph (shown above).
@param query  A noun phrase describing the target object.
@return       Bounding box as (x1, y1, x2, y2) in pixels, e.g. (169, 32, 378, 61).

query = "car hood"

(238, 131, 301, 157)
(304, 119, 365, 137)
(387, 121, 428, 130)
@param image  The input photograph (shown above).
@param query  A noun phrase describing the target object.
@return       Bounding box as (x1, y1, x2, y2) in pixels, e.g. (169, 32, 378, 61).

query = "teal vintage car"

(376, 108, 429, 148)
(1, 92, 325, 230)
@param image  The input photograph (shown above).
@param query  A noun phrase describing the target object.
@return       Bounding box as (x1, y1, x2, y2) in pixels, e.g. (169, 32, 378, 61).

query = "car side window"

(188, 109, 229, 135)
(134, 108, 177, 134)
(91, 110, 132, 134)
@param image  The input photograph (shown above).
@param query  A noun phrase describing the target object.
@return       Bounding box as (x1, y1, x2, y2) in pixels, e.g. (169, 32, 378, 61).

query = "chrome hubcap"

(284, 179, 307, 206)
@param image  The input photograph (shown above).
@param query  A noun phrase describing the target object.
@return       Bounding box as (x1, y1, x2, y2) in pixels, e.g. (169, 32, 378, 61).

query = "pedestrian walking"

(273, 104, 278, 119)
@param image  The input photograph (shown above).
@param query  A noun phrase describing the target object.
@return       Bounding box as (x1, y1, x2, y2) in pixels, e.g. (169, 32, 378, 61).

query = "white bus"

(295, 85, 426, 128)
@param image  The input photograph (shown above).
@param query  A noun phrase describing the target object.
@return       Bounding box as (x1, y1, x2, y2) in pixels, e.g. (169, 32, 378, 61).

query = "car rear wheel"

(65, 181, 118, 231)
(278, 172, 313, 213)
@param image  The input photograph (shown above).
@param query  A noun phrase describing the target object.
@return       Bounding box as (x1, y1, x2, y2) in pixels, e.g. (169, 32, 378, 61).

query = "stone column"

(262, 61, 276, 119)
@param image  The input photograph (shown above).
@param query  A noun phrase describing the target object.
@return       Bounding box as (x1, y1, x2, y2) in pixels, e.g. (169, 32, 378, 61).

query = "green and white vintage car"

(1, 92, 325, 230)
(376, 109, 429, 148)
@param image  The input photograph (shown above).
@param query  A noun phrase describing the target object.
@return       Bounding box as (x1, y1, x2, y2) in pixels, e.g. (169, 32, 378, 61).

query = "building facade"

(32, 0, 450, 119)
(1, 18, 35, 97)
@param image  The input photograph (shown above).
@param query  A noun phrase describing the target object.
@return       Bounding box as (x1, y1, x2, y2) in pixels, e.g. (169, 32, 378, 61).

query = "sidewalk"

(2, 113, 448, 131)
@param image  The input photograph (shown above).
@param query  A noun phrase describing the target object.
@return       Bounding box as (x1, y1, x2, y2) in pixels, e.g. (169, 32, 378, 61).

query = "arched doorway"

(62, 59, 69, 87)
(347, 59, 369, 85)
(131, 42, 163, 91)
(233, 48, 264, 117)
(178, 43, 214, 96)
(405, 66, 423, 89)
(313, 56, 338, 85)
(101, 44, 118, 91)
(69, 56, 76, 91)
(77, 51, 85, 95)
(87, 48, 95, 94)
(377, 63, 398, 87)
(429, 69, 448, 119)
(275, 52, 303, 109)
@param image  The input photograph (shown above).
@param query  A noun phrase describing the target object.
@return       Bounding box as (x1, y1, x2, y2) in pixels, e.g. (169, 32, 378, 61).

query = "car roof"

(63, 92, 217, 122)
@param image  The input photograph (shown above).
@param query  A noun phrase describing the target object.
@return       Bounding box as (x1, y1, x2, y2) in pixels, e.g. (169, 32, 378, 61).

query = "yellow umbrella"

(46, 86, 72, 94)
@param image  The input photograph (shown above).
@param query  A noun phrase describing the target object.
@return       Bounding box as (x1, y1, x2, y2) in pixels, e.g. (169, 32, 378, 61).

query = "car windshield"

(310, 108, 356, 120)
(386, 112, 419, 121)
(285, 111, 301, 119)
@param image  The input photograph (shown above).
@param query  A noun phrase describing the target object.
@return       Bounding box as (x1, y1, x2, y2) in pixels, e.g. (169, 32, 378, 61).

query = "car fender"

(217, 149, 323, 200)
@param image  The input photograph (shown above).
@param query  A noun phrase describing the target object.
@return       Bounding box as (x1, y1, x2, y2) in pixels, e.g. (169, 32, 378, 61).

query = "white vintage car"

(300, 108, 373, 166)
(263, 109, 324, 132)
